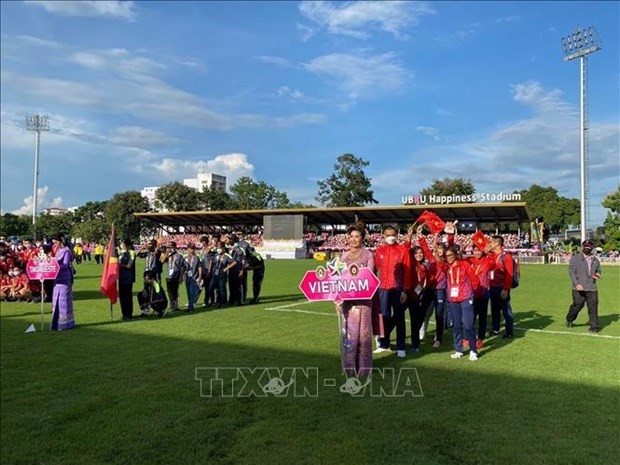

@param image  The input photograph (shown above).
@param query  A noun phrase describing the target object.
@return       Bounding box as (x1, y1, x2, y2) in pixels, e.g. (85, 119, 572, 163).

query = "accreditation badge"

(414, 285, 423, 295)
(450, 286, 460, 299)
(489, 271, 494, 281)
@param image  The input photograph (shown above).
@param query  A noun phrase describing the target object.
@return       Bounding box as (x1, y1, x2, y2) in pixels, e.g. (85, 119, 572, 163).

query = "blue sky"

(1, 1, 618, 227)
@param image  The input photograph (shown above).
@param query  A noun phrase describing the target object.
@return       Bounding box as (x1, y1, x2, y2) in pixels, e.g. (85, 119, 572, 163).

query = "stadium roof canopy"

(136, 202, 530, 233)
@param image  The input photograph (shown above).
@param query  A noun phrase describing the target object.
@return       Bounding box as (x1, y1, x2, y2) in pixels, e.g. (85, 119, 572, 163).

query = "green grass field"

(1, 260, 619, 465)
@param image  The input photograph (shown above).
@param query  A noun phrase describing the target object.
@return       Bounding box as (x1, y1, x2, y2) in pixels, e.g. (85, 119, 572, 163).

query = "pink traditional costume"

(338, 248, 376, 377)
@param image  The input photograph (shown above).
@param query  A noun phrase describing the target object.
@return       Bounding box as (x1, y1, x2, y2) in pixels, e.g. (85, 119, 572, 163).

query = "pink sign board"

(299, 257, 380, 302)
(26, 258, 60, 281)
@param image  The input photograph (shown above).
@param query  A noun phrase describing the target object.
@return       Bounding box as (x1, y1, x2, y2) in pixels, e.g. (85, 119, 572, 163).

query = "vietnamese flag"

(100, 224, 119, 304)
(472, 230, 489, 250)
(417, 210, 446, 234)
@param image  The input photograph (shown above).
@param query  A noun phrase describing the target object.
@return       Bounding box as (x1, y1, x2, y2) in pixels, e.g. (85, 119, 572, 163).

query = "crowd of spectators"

(161, 233, 264, 249)
(308, 232, 529, 254)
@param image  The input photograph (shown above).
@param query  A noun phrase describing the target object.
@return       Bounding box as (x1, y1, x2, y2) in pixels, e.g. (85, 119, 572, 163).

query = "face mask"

(217, 248, 223, 254)
(385, 236, 397, 245)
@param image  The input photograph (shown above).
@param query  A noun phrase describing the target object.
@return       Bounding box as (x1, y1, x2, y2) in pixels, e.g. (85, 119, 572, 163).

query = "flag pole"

(40, 278, 45, 331)
(110, 302, 113, 322)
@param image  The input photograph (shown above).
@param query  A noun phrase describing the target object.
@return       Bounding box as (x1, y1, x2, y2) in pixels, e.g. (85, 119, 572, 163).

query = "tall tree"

(601, 185, 620, 251)
(0, 214, 31, 238)
(229, 177, 292, 210)
(316, 153, 378, 207)
(201, 185, 233, 211)
(421, 178, 476, 198)
(515, 185, 580, 233)
(72, 201, 108, 223)
(154, 182, 203, 212)
(73, 219, 111, 243)
(105, 191, 153, 241)
(37, 212, 74, 239)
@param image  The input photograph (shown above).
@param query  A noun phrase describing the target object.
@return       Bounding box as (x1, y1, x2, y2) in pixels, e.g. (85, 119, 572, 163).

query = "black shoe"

(566, 320, 573, 328)
(502, 334, 513, 339)
(138, 313, 147, 319)
(122, 316, 133, 321)
(588, 328, 599, 334)
(185, 309, 194, 314)
(490, 330, 500, 337)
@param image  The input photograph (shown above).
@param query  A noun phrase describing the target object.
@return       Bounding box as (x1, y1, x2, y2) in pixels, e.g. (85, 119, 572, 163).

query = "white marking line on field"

(265, 306, 620, 340)
(266, 308, 334, 316)
(514, 326, 620, 339)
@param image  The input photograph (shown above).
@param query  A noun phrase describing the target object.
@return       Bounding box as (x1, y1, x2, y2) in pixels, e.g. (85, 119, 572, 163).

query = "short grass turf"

(1, 260, 619, 465)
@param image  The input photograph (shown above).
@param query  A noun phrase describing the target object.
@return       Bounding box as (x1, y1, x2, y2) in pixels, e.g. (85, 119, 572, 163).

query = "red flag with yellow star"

(417, 210, 446, 234)
(472, 230, 489, 250)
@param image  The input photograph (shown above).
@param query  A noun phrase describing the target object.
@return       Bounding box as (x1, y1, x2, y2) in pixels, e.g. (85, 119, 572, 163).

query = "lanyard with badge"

(449, 265, 461, 299)
(414, 265, 425, 296)
(168, 253, 177, 277)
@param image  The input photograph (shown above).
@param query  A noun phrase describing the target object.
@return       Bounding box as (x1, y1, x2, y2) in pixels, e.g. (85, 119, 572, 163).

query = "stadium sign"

(402, 192, 522, 205)
(299, 257, 380, 302)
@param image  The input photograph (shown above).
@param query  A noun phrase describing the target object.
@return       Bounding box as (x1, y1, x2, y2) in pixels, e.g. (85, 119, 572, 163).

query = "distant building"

(141, 186, 159, 209)
(141, 172, 226, 212)
(183, 173, 226, 193)
(41, 207, 68, 216)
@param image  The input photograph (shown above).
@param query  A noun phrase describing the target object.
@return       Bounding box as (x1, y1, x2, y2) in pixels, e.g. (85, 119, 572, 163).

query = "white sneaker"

(396, 350, 406, 358)
(450, 352, 464, 359)
(469, 352, 479, 361)
(373, 347, 391, 354)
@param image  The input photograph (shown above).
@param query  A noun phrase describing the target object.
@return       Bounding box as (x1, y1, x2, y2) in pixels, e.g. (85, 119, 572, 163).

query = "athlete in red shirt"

(373, 226, 412, 358)
(489, 236, 515, 338)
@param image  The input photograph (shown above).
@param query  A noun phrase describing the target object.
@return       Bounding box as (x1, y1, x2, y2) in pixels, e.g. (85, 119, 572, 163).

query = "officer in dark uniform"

(247, 247, 265, 304)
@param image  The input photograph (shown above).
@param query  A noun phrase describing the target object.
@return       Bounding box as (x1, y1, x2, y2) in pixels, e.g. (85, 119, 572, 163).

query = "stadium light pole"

(25, 115, 50, 241)
(561, 26, 602, 243)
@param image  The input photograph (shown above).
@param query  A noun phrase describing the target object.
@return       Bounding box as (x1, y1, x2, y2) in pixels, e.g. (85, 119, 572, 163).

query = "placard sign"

(299, 257, 380, 302)
(26, 258, 60, 281)
(26, 257, 60, 331)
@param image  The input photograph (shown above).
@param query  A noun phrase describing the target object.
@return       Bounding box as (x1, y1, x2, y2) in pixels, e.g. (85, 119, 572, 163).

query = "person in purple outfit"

(50, 234, 75, 331)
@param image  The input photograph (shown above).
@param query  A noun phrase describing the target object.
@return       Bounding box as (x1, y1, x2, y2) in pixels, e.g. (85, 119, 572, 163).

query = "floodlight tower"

(561, 26, 602, 242)
(25, 115, 50, 241)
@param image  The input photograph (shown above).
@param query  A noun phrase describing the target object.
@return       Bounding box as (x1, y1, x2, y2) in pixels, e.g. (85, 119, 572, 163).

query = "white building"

(183, 173, 227, 193)
(141, 186, 159, 209)
(141, 173, 226, 211)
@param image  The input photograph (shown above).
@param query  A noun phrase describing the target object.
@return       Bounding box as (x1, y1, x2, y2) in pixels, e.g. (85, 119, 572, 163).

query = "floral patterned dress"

(338, 248, 375, 377)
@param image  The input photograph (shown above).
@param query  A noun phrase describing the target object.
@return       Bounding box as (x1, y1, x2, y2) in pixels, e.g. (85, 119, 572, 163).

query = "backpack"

(501, 253, 520, 289)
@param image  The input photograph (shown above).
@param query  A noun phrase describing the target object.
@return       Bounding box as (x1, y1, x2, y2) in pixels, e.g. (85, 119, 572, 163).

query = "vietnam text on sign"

(299, 257, 380, 302)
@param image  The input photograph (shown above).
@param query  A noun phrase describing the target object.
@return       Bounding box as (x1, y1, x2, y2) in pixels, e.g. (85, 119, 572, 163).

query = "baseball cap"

(582, 240, 594, 248)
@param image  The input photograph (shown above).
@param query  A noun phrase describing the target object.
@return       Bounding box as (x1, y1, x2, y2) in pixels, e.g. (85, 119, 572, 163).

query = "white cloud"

(299, 1, 435, 39)
(296, 23, 316, 42)
(416, 126, 441, 141)
(255, 55, 293, 67)
(108, 126, 179, 148)
(27, 1, 137, 20)
(2, 38, 324, 131)
(495, 15, 521, 23)
(68, 48, 166, 80)
(277, 86, 305, 100)
(12, 186, 63, 215)
(372, 80, 619, 226)
(303, 52, 411, 99)
(150, 153, 255, 188)
(1, 70, 105, 106)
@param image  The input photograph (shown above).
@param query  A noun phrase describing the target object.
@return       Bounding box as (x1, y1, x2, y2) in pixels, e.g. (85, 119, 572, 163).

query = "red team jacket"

(374, 242, 410, 291)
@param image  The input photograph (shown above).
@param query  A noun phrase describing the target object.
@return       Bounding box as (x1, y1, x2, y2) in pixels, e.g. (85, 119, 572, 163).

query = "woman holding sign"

(337, 222, 375, 377)
(50, 234, 75, 331)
